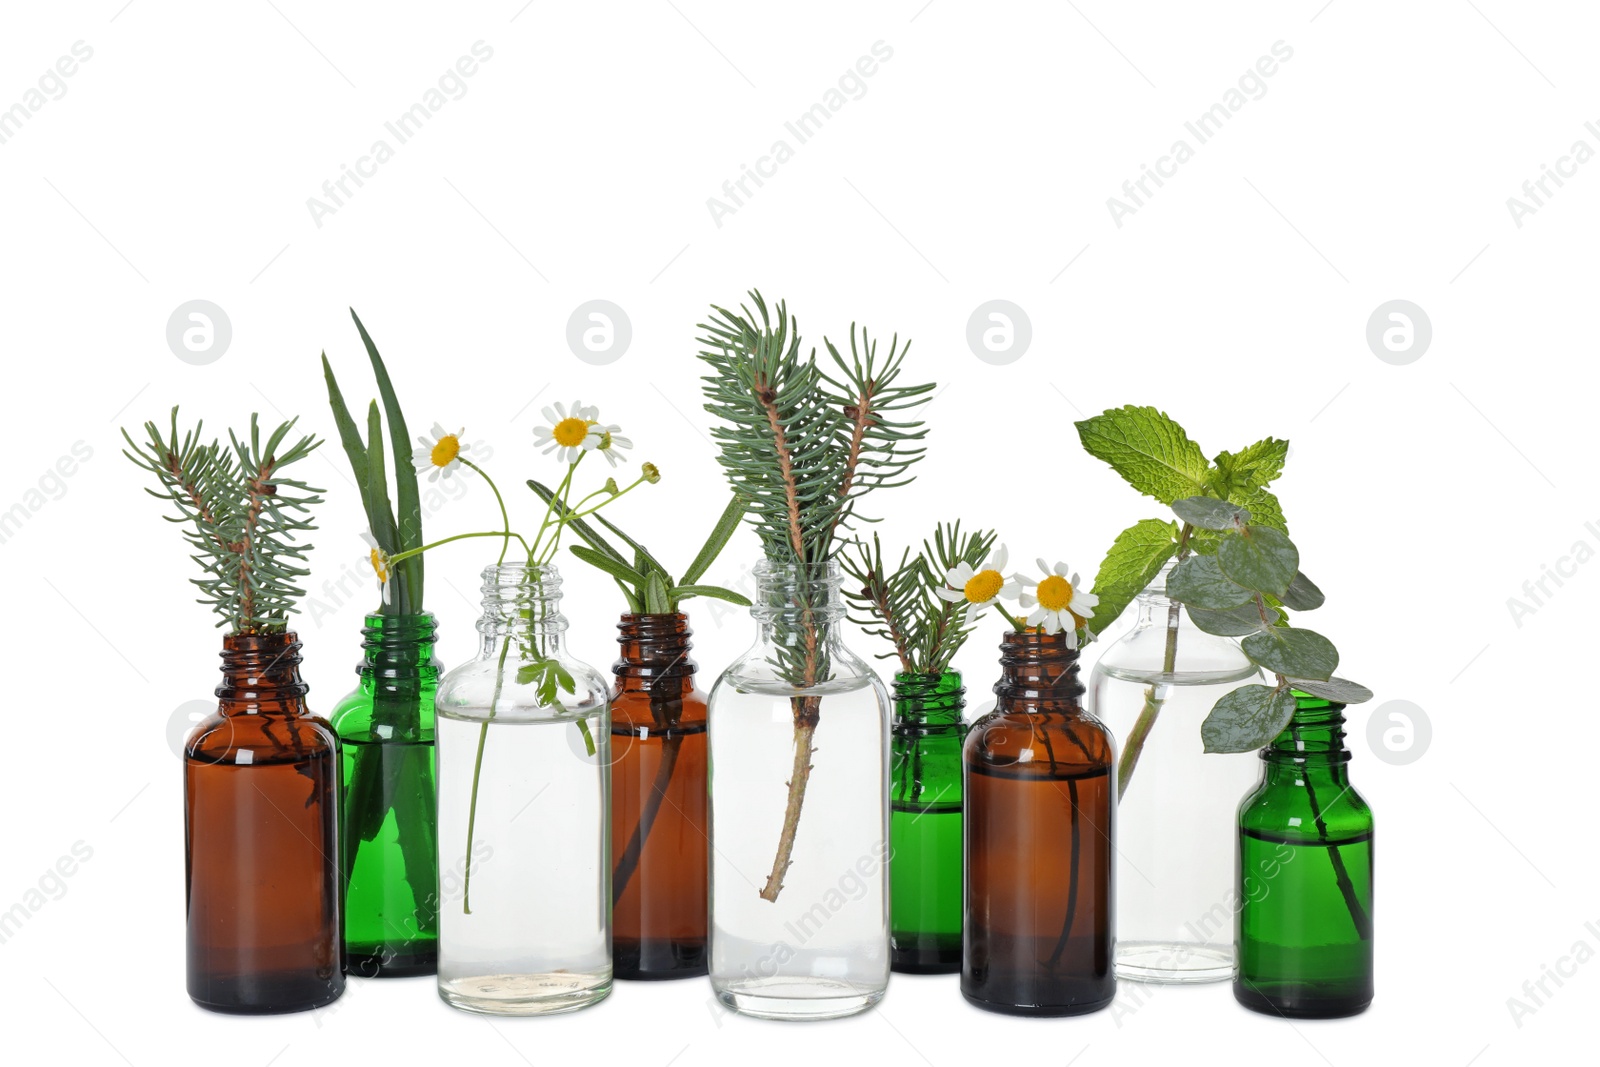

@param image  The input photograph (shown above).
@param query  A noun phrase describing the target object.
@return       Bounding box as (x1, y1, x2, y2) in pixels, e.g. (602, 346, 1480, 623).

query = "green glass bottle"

(890, 670, 966, 973)
(330, 612, 441, 977)
(1235, 691, 1374, 1018)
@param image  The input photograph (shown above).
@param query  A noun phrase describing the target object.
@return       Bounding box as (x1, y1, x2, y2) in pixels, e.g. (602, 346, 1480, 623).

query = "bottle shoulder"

(1239, 772, 1373, 838)
(436, 653, 610, 722)
(964, 708, 1115, 773)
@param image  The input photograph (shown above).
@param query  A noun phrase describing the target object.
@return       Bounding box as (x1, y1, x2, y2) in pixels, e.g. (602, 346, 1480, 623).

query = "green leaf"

(529, 479, 626, 563)
(1289, 677, 1373, 704)
(1217, 526, 1298, 597)
(670, 583, 753, 606)
(322, 353, 380, 539)
(1186, 602, 1279, 637)
(1213, 437, 1289, 493)
(351, 309, 423, 608)
(1279, 571, 1325, 611)
(680, 493, 747, 586)
(1172, 496, 1249, 530)
(1231, 485, 1287, 535)
(644, 571, 671, 614)
(597, 512, 670, 583)
(1166, 553, 1252, 610)
(1075, 406, 1210, 505)
(569, 544, 646, 587)
(1085, 519, 1179, 635)
(1201, 685, 1298, 753)
(363, 402, 400, 560)
(1242, 627, 1338, 681)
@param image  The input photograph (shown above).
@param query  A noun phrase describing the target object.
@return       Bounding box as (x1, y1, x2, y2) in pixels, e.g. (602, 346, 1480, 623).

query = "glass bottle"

(610, 612, 709, 980)
(1235, 691, 1374, 1018)
(329, 612, 441, 977)
(185, 631, 343, 1013)
(708, 560, 891, 1020)
(963, 629, 1115, 1016)
(1088, 561, 1260, 982)
(433, 563, 612, 1015)
(889, 670, 965, 974)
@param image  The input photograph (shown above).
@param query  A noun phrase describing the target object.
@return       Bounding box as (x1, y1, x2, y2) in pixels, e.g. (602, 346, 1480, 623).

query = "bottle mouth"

(749, 558, 846, 622)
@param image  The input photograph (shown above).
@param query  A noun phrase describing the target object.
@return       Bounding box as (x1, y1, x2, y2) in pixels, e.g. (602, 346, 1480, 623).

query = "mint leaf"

(1231, 485, 1287, 535)
(1242, 627, 1338, 681)
(1201, 685, 1298, 753)
(1214, 437, 1289, 493)
(1076, 406, 1210, 505)
(1085, 519, 1179, 636)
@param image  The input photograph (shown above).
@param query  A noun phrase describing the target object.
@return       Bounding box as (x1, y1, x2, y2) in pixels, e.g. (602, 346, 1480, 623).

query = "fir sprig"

(123, 408, 323, 633)
(843, 522, 996, 675)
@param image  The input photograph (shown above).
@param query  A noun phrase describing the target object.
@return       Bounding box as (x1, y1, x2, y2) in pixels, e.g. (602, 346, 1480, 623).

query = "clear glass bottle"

(433, 563, 612, 1016)
(708, 560, 891, 1020)
(889, 670, 965, 974)
(329, 612, 441, 978)
(1088, 561, 1260, 982)
(1235, 691, 1374, 1018)
(610, 611, 709, 980)
(185, 631, 344, 1013)
(963, 629, 1116, 1016)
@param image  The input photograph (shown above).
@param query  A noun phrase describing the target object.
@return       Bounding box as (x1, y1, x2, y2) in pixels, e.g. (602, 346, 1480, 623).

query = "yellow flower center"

(369, 549, 390, 582)
(1036, 574, 1073, 612)
(597, 429, 613, 450)
(430, 435, 461, 468)
(553, 417, 590, 447)
(964, 569, 1004, 604)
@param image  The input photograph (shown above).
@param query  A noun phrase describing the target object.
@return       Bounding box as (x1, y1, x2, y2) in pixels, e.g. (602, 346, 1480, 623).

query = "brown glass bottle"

(186, 632, 344, 1013)
(610, 613, 709, 979)
(963, 630, 1116, 1016)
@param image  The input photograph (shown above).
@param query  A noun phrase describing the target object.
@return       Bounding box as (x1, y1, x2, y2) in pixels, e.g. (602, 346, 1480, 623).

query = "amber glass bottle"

(963, 630, 1115, 1016)
(610, 612, 709, 980)
(185, 632, 344, 1013)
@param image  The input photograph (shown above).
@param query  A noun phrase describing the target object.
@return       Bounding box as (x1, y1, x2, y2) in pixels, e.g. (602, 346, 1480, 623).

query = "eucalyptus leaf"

(1172, 496, 1249, 530)
(1166, 553, 1253, 610)
(1287, 676, 1373, 704)
(1217, 525, 1298, 597)
(1242, 627, 1338, 681)
(1279, 571, 1325, 611)
(1186, 602, 1279, 637)
(1201, 684, 1298, 753)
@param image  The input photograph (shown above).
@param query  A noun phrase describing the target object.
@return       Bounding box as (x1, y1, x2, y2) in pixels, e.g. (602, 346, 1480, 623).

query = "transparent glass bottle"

(708, 560, 891, 1020)
(963, 630, 1116, 1016)
(185, 631, 344, 1014)
(1088, 561, 1260, 982)
(433, 563, 612, 1016)
(610, 611, 709, 980)
(1235, 691, 1374, 1018)
(329, 611, 441, 978)
(889, 670, 965, 974)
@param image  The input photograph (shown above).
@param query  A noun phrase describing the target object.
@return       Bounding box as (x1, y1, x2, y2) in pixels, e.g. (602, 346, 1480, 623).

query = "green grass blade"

(680, 493, 746, 585)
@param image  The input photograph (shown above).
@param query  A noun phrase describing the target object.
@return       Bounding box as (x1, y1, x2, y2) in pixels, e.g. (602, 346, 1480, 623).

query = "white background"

(0, 1, 1592, 1064)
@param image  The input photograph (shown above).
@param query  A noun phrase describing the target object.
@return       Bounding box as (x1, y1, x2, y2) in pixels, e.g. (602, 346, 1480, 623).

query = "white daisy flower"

(1017, 559, 1099, 645)
(412, 423, 467, 482)
(533, 400, 601, 464)
(360, 531, 393, 605)
(935, 544, 1021, 625)
(590, 423, 632, 467)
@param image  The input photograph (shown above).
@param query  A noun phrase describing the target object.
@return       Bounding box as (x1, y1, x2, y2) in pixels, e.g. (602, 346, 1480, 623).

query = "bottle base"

(438, 971, 612, 1016)
(348, 945, 438, 979)
(960, 988, 1115, 1017)
(613, 937, 708, 980)
(1115, 940, 1233, 984)
(891, 942, 962, 974)
(714, 978, 884, 1020)
(189, 975, 344, 1015)
(1234, 980, 1372, 1019)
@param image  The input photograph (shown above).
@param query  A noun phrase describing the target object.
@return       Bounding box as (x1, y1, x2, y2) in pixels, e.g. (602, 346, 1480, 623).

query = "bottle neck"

(748, 559, 847, 640)
(1262, 695, 1352, 785)
(357, 612, 439, 696)
(892, 670, 964, 725)
(614, 612, 696, 695)
(475, 562, 567, 659)
(216, 631, 308, 714)
(993, 630, 1084, 713)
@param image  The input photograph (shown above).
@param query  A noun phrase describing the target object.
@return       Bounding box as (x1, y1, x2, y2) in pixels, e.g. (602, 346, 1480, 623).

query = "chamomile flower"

(935, 544, 1021, 625)
(1018, 559, 1098, 644)
(534, 400, 601, 464)
(412, 424, 467, 482)
(360, 531, 393, 605)
(590, 423, 633, 467)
